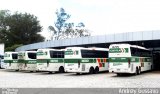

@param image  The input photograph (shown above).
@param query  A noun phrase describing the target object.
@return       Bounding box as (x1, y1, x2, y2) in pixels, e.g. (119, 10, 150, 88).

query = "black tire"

(59, 66, 64, 73)
(117, 73, 121, 76)
(151, 65, 153, 71)
(48, 72, 53, 74)
(76, 73, 80, 75)
(0, 64, 1, 69)
(94, 67, 99, 74)
(89, 67, 94, 74)
(138, 67, 141, 75)
(15, 69, 19, 71)
(135, 67, 140, 75)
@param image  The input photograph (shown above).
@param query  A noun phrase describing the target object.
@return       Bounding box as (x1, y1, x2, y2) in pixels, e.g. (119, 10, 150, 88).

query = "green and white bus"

(37, 49, 65, 73)
(109, 44, 153, 75)
(4, 52, 18, 70)
(18, 51, 37, 71)
(64, 47, 109, 74)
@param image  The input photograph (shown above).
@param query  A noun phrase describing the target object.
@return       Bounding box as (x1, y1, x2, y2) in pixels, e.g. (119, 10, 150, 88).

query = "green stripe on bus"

(18, 60, 36, 64)
(109, 57, 151, 63)
(37, 59, 64, 63)
(4, 60, 18, 63)
(65, 59, 95, 63)
(64, 58, 108, 63)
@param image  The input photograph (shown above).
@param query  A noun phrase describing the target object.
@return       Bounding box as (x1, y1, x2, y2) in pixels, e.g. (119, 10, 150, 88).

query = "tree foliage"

(48, 8, 90, 40)
(5, 44, 23, 51)
(0, 10, 44, 49)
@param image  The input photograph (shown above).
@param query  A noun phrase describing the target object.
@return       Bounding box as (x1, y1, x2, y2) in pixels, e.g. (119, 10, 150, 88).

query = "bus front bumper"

(65, 68, 87, 73)
(109, 68, 135, 74)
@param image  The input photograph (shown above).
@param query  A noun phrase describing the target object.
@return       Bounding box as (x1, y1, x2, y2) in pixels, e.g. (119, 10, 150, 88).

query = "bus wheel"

(59, 66, 64, 73)
(89, 67, 94, 74)
(94, 67, 99, 74)
(135, 67, 140, 75)
(138, 67, 141, 75)
(49, 72, 53, 74)
(151, 65, 153, 71)
(76, 73, 80, 75)
(117, 73, 121, 76)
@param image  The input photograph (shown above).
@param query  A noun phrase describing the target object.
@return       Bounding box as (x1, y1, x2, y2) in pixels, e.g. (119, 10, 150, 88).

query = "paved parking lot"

(0, 69, 160, 88)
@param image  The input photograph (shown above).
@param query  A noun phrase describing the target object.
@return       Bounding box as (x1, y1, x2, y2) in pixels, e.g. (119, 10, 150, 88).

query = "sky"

(1, 0, 160, 40)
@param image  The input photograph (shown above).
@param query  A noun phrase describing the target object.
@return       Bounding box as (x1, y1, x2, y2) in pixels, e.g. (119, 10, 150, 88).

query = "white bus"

(109, 44, 153, 75)
(0, 55, 4, 69)
(4, 52, 18, 70)
(18, 51, 37, 72)
(36, 49, 65, 73)
(65, 47, 109, 74)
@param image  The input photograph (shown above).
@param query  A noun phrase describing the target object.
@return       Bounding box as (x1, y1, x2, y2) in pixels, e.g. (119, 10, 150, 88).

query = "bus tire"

(117, 73, 121, 76)
(138, 67, 141, 75)
(89, 67, 94, 74)
(76, 73, 80, 75)
(59, 66, 64, 73)
(94, 67, 99, 74)
(135, 67, 140, 75)
(49, 72, 53, 74)
(151, 65, 153, 71)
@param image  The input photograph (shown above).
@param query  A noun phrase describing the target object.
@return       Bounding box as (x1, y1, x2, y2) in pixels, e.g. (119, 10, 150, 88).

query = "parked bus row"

(3, 44, 153, 76)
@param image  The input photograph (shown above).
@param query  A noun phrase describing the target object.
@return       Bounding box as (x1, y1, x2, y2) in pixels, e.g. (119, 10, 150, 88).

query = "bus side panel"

(4, 60, 19, 70)
(140, 58, 152, 72)
(26, 64, 37, 71)
(97, 58, 109, 72)
(25, 60, 37, 71)
(48, 63, 64, 72)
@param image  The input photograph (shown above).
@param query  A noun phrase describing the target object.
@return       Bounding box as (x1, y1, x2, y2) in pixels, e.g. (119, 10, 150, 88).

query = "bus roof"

(37, 48, 64, 51)
(5, 52, 18, 54)
(18, 51, 36, 53)
(110, 44, 150, 50)
(65, 47, 109, 51)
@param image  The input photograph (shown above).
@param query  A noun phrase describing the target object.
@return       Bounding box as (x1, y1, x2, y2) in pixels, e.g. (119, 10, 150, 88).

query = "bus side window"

(28, 53, 36, 59)
(50, 51, 64, 58)
(57, 51, 64, 58)
(81, 50, 108, 58)
(12, 54, 18, 59)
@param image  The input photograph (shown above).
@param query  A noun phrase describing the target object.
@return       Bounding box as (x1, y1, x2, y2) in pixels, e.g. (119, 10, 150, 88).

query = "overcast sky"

(1, 0, 160, 39)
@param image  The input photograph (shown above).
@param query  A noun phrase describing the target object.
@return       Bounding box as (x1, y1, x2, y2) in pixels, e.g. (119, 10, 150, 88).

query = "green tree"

(0, 10, 44, 50)
(48, 8, 90, 40)
(5, 44, 23, 51)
